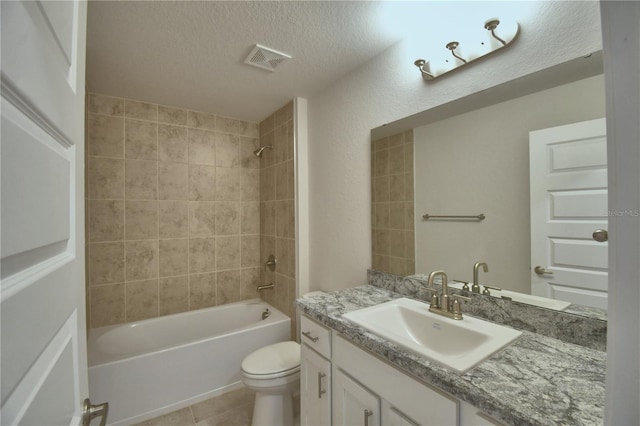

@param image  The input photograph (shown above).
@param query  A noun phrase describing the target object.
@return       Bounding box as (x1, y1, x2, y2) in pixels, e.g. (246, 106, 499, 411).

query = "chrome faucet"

(426, 270, 470, 320)
(472, 262, 489, 293)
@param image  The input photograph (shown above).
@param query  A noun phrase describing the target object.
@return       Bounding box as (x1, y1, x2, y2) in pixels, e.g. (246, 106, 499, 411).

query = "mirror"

(371, 52, 607, 318)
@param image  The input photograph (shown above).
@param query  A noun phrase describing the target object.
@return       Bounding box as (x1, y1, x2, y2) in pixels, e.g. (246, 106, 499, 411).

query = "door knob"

(534, 266, 553, 275)
(592, 229, 608, 242)
(82, 398, 109, 426)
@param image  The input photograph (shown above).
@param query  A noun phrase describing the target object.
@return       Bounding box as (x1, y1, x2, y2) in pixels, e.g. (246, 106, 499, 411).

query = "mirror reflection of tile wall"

(371, 130, 415, 276)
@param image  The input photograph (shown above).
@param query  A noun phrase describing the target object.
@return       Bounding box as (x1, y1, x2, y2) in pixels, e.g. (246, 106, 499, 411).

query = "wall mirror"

(371, 52, 608, 320)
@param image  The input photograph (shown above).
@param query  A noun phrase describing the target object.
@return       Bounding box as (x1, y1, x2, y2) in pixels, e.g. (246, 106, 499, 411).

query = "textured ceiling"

(86, 1, 408, 122)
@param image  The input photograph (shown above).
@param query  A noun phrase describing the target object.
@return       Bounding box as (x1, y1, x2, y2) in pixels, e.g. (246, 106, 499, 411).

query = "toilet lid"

(241, 341, 300, 377)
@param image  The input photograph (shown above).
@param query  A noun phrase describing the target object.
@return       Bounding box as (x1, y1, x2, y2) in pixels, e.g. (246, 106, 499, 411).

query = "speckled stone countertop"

(297, 285, 606, 426)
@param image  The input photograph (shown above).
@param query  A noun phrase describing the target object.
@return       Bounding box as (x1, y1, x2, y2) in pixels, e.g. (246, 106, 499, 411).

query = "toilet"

(241, 341, 301, 426)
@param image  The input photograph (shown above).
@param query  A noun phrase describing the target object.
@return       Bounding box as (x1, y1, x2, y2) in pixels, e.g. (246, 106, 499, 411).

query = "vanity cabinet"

(300, 316, 332, 426)
(300, 314, 504, 426)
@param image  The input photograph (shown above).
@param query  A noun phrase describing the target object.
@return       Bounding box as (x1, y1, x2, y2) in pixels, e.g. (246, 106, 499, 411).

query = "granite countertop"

(297, 285, 606, 426)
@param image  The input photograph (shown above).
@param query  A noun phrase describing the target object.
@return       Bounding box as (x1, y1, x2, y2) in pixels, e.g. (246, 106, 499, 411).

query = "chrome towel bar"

(422, 213, 485, 221)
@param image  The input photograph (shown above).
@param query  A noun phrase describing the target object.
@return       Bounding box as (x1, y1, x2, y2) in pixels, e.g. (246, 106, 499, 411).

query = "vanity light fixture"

(414, 18, 519, 81)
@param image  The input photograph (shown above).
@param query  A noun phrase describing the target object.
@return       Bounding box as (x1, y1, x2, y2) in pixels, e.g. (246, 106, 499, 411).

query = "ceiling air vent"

(244, 44, 291, 72)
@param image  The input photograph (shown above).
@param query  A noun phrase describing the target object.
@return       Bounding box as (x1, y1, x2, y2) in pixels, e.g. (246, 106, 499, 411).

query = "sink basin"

(341, 298, 522, 374)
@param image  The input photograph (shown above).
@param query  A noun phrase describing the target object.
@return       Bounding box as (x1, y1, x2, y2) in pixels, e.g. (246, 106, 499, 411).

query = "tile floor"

(134, 386, 300, 426)
(135, 387, 255, 426)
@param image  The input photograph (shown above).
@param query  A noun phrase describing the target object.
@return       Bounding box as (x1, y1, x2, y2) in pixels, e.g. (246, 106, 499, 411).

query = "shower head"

(253, 145, 273, 158)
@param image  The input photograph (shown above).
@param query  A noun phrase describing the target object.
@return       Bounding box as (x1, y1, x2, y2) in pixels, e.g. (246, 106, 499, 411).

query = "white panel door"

(529, 118, 608, 309)
(1, 1, 90, 425)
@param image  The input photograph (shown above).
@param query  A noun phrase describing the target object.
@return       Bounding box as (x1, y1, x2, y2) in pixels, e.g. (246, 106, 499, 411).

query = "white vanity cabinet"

(300, 316, 332, 426)
(300, 314, 504, 426)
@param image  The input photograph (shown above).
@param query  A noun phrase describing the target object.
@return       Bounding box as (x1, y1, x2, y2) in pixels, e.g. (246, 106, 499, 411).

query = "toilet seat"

(241, 341, 300, 380)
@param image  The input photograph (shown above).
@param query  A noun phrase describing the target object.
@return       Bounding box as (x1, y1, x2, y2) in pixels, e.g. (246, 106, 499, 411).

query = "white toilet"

(241, 341, 301, 426)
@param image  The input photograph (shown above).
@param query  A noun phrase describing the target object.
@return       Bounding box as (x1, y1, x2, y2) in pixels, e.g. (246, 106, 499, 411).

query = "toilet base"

(251, 391, 294, 426)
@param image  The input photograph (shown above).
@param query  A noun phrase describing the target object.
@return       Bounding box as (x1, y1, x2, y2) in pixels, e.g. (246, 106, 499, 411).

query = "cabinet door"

(381, 400, 419, 426)
(332, 367, 380, 426)
(301, 344, 331, 426)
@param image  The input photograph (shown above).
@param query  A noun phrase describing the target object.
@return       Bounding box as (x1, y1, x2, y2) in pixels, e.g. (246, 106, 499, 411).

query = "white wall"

(414, 75, 606, 294)
(306, 1, 602, 291)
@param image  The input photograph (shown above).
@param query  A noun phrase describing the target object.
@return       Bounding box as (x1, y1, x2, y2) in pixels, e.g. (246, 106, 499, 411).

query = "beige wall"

(414, 75, 606, 293)
(371, 130, 415, 276)
(256, 102, 297, 335)
(86, 93, 263, 328)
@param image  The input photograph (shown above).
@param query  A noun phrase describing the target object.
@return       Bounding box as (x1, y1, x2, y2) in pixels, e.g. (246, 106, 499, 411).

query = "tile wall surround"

(367, 269, 607, 351)
(256, 103, 297, 337)
(371, 130, 415, 276)
(86, 93, 268, 328)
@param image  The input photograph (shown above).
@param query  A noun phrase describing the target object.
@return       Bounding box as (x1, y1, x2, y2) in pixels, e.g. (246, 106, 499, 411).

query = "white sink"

(342, 298, 522, 374)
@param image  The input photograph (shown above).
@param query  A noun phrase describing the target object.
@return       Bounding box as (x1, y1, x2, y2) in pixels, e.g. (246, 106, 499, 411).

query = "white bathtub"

(88, 299, 291, 425)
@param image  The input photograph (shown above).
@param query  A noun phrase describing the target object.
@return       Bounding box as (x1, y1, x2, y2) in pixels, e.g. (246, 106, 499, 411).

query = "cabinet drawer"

(300, 315, 331, 358)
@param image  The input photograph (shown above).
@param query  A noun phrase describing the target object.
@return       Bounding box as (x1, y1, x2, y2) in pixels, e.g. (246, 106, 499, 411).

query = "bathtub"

(88, 299, 291, 425)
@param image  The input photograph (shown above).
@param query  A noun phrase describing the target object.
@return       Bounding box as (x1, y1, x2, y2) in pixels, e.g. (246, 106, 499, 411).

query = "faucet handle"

(482, 285, 502, 296)
(451, 294, 471, 318)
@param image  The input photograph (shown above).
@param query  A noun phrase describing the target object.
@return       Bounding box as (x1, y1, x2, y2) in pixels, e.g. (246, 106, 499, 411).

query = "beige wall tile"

(389, 133, 404, 147)
(373, 137, 389, 152)
(187, 111, 216, 131)
(389, 174, 404, 202)
(159, 239, 188, 277)
(217, 115, 259, 138)
(125, 159, 157, 200)
(373, 254, 390, 272)
(406, 259, 415, 275)
(90, 283, 125, 327)
(88, 114, 124, 158)
(241, 202, 260, 235)
(189, 272, 217, 309)
(215, 133, 239, 167)
(275, 200, 288, 238)
(126, 279, 159, 321)
(240, 137, 260, 169)
(389, 203, 403, 229)
(374, 176, 389, 202)
(275, 102, 293, 127)
(88, 157, 124, 199)
(240, 169, 260, 201)
(274, 125, 287, 164)
(389, 229, 405, 258)
(215, 202, 240, 235)
(189, 165, 216, 201)
(389, 145, 405, 175)
(189, 237, 216, 273)
(259, 114, 274, 136)
(217, 269, 241, 305)
(89, 94, 123, 116)
(404, 202, 414, 230)
(126, 240, 158, 280)
(125, 119, 157, 160)
(286, 120, 294, 161)
(275, 237, 289, 274)
(158, 105, 187, 126)
(405, 173, 414, 202)
(288, 239, 296, 278)
(260, 201, 275, 236)
(405, 231, 415, 260)
(159, 162, 188, 200)
(275, 162, 287, 201)
(188, 129, 216, 165)
(159, 200, 189, 238)
(88, 200, 124, 242)
(241, 267, 260, 300)
(158, 124, 188, 163)
(125, 200, 158, 240)
(216, 236, 240, 270)
(215, 168, 240, 201)
(405, 138, 414, 173)
(286, 160, 294, 200)
(374, 150, 389, 177)
(89, 242, 124, 285)
(159, 276, 189, 315)
(375, 202, 390, 229)
(373, 229, 389, 255)
(260, 167, 275, 202)
(124, 99, 157, 121)
(389, 257, 406, 276)
(189, 202, 216, 236)
(241, 235, 260, 267)
(287, 199, 295, 240)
